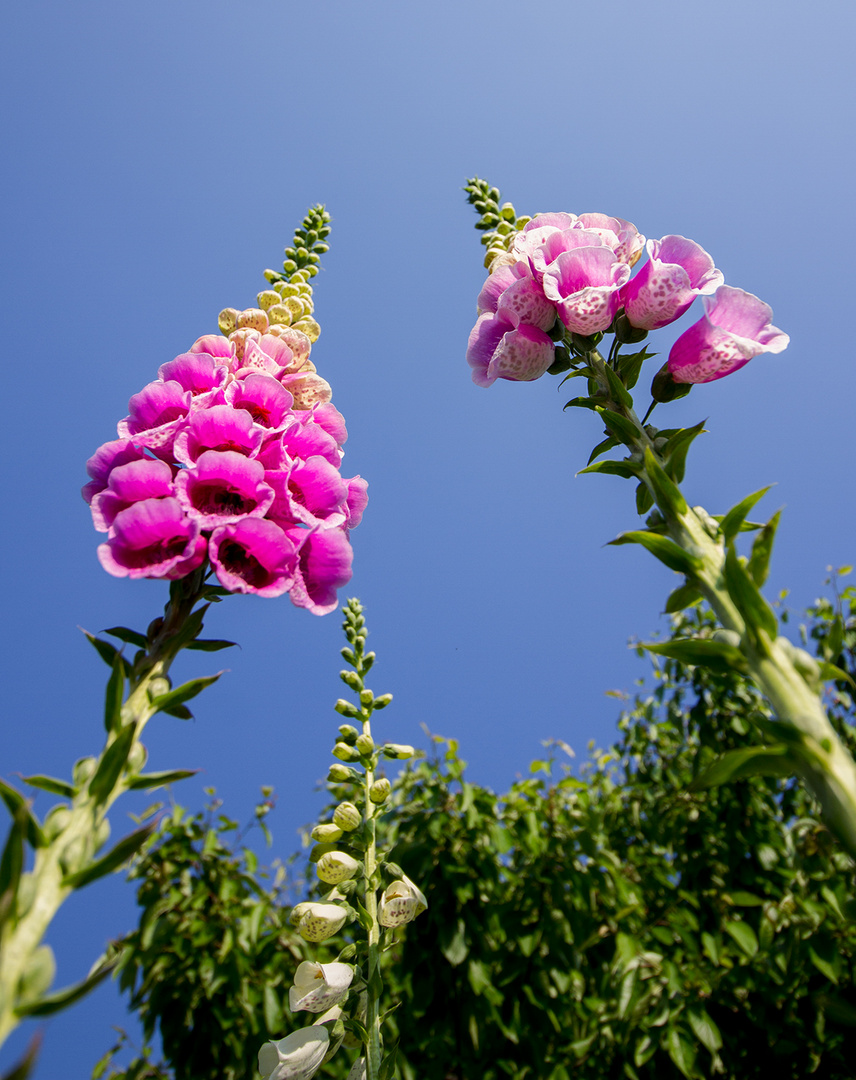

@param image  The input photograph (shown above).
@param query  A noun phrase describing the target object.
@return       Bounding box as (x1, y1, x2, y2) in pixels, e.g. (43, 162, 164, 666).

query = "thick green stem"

(587, 351, 856, 859)
(361, 710, 382, 1080)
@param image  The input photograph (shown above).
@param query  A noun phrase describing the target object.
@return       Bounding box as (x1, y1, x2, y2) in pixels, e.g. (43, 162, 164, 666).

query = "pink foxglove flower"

(208, 518, 297, 597)
(541, 246, 631, 335)
(175, 451, 274, 528)
(286, 527, 354, 616)
(668, 285, 789, 383)
(622, 235, 723, 330)
(466, 312, 554, 387)
(97, 499, 206, 580)
(90, 458, 176, 532)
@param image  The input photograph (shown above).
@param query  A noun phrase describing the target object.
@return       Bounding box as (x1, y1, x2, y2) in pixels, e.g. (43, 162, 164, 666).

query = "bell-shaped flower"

(208, 518, 297, 597)
(175, 450, 274, 528)
(294, 902, 349, 943)
(316, 851, 361, 885)
(258, 1027, 329, 1080)
(574, 213, 645, 267)
(378, 875, 427, 928)
(117, 379, 191, 457)
(225, 373, 294, 431)
(530, 227, 612, 280)
(266, 457, 349, 530)
(312, 403, 348, 446)
(157, 352, 228, 397)
(289, 961, 354, 1013)
(173, 405, 263, 465)
(542, 247, 631, 335)
(285, 526, 354, 616)
(280, 413, 343, 467)
(189, 333, 234, 362)
(622, 235, 724, 330)
(466, 311, 555, 388)
(494, 275, 557, 332)
(82, 439, 150, 504)
(90, 458, 175, 532)
(668, 285, 789, 384)
(509, 212, 579, 261)
(97, 498, 206, 580)
(343, 477, 369, 531)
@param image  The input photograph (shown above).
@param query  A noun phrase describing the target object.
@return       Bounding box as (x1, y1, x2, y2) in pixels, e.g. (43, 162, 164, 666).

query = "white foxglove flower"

(317, 851, 360, 885)
(258, 1027, 329, 1080)
(378, 875, 427, 927)
(295, 902, 348, 942)
(289, 961, 354, 1013)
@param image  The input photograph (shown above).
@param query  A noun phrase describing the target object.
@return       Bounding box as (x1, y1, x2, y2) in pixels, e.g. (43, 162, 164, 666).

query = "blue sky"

(2, 0, 855, 1075)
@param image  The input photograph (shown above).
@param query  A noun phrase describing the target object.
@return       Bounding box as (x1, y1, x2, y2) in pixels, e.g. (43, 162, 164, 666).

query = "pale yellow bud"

(218, 307, 239, 334)
(236, 308, 270, 333)
(228, 327, 261, 362)
(257, 290, 281, 311)
(267, 303, 294, 327)
(312, 822, 344, 842)
(369, 778, 391, 804)
(332, 802, 361, 831)
(316, 851, 360, 885)
(292, 316, 321, 343)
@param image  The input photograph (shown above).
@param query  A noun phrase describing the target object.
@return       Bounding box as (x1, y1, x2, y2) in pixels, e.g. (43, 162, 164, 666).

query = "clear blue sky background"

(2, 1, 854, 1075)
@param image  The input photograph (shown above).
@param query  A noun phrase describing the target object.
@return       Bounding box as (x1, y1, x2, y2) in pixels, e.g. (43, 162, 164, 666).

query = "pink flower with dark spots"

(82, 439, 150, 504)
(530, 228, 610, 282)
(225, 374, 293, 431)
(234, 334, 294, 380)
(574, 213, 645, 267)
(175, 450, 274, 528)
(158, 353, 228, 397)
(266, 457, 349, 529)
(668, 285, 789, 384)
(467, 312, 555, 387)
(541, 247, 631, 335)
(97, 498, 206, 579)
(285, 526, 353, 616)
(510, 213, 579, 261)
(208, 518, 297, 597)
(117, 380, 192, 458)
(90, 458, 176, 532)
(622, 236, 723, 330)
(173, 405, 263, 465)
(494, 276, 557, 332)
(189, 334, 234, 362)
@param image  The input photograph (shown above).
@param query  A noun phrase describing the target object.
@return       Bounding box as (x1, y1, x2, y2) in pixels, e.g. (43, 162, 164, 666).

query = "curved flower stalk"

(464, 178, 856, 859)
(258, 600, 426, 1080)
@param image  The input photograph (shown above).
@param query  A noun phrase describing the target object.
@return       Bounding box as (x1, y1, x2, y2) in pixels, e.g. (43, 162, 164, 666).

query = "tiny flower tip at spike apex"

(258, 1027, 330, 1080)
(289, 961, 354, 1013)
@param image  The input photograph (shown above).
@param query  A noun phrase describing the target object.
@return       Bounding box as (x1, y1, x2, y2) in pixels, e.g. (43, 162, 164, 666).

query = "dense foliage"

(96, 587, 856, 1080)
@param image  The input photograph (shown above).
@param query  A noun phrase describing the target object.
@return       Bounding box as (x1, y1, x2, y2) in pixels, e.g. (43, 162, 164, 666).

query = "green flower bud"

(73, 757, 97, 786)
(381, 743, 414, 760)
(383, 861, 403, 879)
(327, 764, 360, 783)
(337, 724, 359, 744)
(372, 694, 393, 710)
(312, 822, 344, 843)
(333, 802, 361, 831)
(355, 733, 374, 756)
(337, 943, 357, 962)
(257, 290, 281, 311)
(369, 778, 391, 804)
(340, 670, 363, 692)
(651, 361, 692, 404)
(335, 699, 361, 719)
(613, 311, 649, 345)
(43, 805, 72, 840)
(317, 851, 361, 885)
(283, 259, 298, 274)
(218, 307, 239, 335)
(712, 628, 742, 648)
(359, 689, 373, 708)
(149, 677, 170, 699)
(263, 269, 282, 283)
(60, 835, 89, 876)
(16, 944, 55, 1004)
(333, 742, 359, 762)
(127, 741, 147, 773)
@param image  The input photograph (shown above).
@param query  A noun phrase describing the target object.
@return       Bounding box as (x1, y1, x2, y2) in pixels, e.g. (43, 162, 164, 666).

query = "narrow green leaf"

(14, 956, 115, 1017)
(184, 639, 238, 653)
(578, 459, 640, 480)
(88, 723, 137, 803)
(664, 583, 703, 613)
(635, 481, 654, 515)
(563, 396, 600, 411)
(661, 420, 706, 484)
(610, 532, 703, 576)
(0, 809, 26, 919)
(587, 435, 620, 465)
(0, 779, 46, 849)
(602, 362, 634, 410)
(164, 604, 210, 654)
(666, 1027, 696, 1079)
(687, 1007, 722, 1052)
(62, 822, 156, 889)
(81, 630, 119, 668)
(617, 348, 654, 391)
(378, 1043, 399, 1080)
(103, 626, 148, 649)
(723, 920, 758, 957)
(0, 1032, 42, 1080)
(724, 547, 778, 642)
(809, 945, 839, 984)
(689, 745, 792, 790)
(644, 637, 748, 674)
(127, 769, 199, 791)
(104, 654, 125, 734)
(726, 891, 766, 907)
(596, 407, 640, 447)
(747, 509, 781, 587)
(719, 486, 774, 543)
(20, 775, 76, 799)
(643, 446, 688, 517)
(149, 673, 222, 714)
(817, 661, 856, 688)
(263, 984, 280, 1032)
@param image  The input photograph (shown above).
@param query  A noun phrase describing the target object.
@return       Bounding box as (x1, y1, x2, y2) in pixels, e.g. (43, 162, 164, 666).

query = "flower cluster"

(83, 309, 367, 613)
(467, 211, 787, 387)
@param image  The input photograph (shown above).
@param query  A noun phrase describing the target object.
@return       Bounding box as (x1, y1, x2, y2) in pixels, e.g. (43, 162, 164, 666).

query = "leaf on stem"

(643, 637, 748, 674)
(184, 639, 238, 652)
(602, 363, 634, 411)
(595, 407, 640, 448)
(689, 745, 792, 790)
(149, 673, 222, 716)
(103, 627, 148, 649)
(20, 775, 76, 799)
(617, 348, 655, 391)
(127, 769, 200, 790)
(0, 779, 46, 848)
(81, 630, 121, 669)
(642, 447, 688, 518)
(723, 547, 778, 643)
(0, 807, 27, 923)
(378, 1043, 399, 1080)
(664, 583, 704, 613)
(14, 955, 116, 1017)
(661, 420, 706, 484)
(587, 435, 621, 465)
(609, 532, 703, 576)
(61, 822, 156, 889)
(88, 723, 138, 803)
(104, 654, 125, 734)
(578, 460, 640, 480)
(718, 486, 774, 543)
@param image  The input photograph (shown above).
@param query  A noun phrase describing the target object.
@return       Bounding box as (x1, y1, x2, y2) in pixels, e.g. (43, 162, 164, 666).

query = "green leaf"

(587, 435, 620, 465)
(127, 769, 199, 791)
(164, 604, 210, 655)
(263, 984, 280, 1032)
(661, 420, 706, 484)
(747, 509, 781, 587)
(723, 920, 758, 957)
(645, 637, 748, 675)
(809, 944, 839, 984)
(81, 630, 120, 668)
(666, 1027, 697, 1079)
(664, 583, 703, 614)
(62, 822, 156, 889)
(596, 407, 640, 447)
(0, 779, 45, 849)
(617, 348, 653, 391)
(0, 1032, 42, 1080)
(724, 547, 778, 642)
(719, 486, 774, 543)
(103, 626, 148, 649)
(14, 955, 115, 1017)
(88, 723, 137, 803)
(104, 654, 125, 734)
(184, 639, 238, 653)
(689, 745, 792, 790)
(440, 919, 469, 966)
(149, 673, 222, 715)
(602, 362, 634, 410)
(610, 532, 703, 576)
(643, 446, 688, 517)
(0, 808, 26, 922)
(20, 775, 76, 799)
(378, 1043, 399, 1080)
(817, 660, 856, 688)
(578, 459, 640, 480)
(563, 396, 600, 411)
(687, 1007, 722, 1052)
(635, 481, 654, 515)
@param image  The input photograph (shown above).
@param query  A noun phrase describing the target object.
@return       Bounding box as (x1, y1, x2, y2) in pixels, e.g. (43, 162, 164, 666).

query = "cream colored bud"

(333, 742, 359, 762)
(369, 778, 391, 804)
(355, 733, 374, 756)
(257, 290, 281, 311)
(218, 307, 239, 334)
(228, 327, 261, 361)
(267, 303, 294, 327)
(287, 373, 332, 410)
(236, 308, 269, 333)
(73, 757, 97, 786)
(312, 822, 344, 843)
(292, 316, 320, 343)
(316, 851, 361, 885)
(382, 743, 415, 760)
(297, 902, 348, 942)
(127, 741, 147, 772)
(332, 802, 361, 831)
(43, 805, 72, 840)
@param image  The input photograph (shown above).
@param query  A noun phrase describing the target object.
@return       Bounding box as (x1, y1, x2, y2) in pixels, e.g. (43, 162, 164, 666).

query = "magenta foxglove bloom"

(209, 518, 297, 597)
(226, 374, 294, 431)
(266, 457, 349, 530)
(574, 213, 645, 267)
(98, 498, 206, 579)
(541, 247, 631, 335)
(173, 405, 263, 465)
(90, 458, 176, 532)
(286, 527, 354, 616)
(82, 439, 150, 504)
(344, 477, 369, 530)
(157, 353, 228, 396)
(622, 235, 724, 331)
(466, 312, 555, 387)
(175, 450, 274, 528)
(668, 285, 789, 383)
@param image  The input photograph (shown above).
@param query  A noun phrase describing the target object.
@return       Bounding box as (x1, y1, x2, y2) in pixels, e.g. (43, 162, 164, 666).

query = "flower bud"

(383, 861, 403, 879)
(311, 822, 344, 843)
(613, 311, 649, 345)
(236, 307, 270, 333)
(126, 741, 147, 773)
(296, 902, 349, 942)
(339, 670, 363, 692)
(317, 851, 361, 884)
(333, 742, 359, 762)
(267, 303, 293, 327)
(217, 307, 239, 334)
(359, 689, 373, 708)
(337, 943, 357, 962)
(335, 699, 361, 719)
(372, 694, 393, 710)
(712, 628, 742, 648)
(327, 764, 360, 784)
(263, 269, 282, 283)
(369, 778, 391, 804)
(43, 805, 72, 840)
(333, 802, 361, 831)
(381, 743, 414, 760)
(651, 361, 692, 404)
(149, 677, 170, 699)
(292, 316, 321, 343)
(73, 757, 97, 786)
(309, 842, 337, 864)
(94, 817, 111, 852)
(378, 875, 428, 927)
(257, 290, 281, 311)
(337, 724, 359, 745)
(355, 733, 374, 756)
